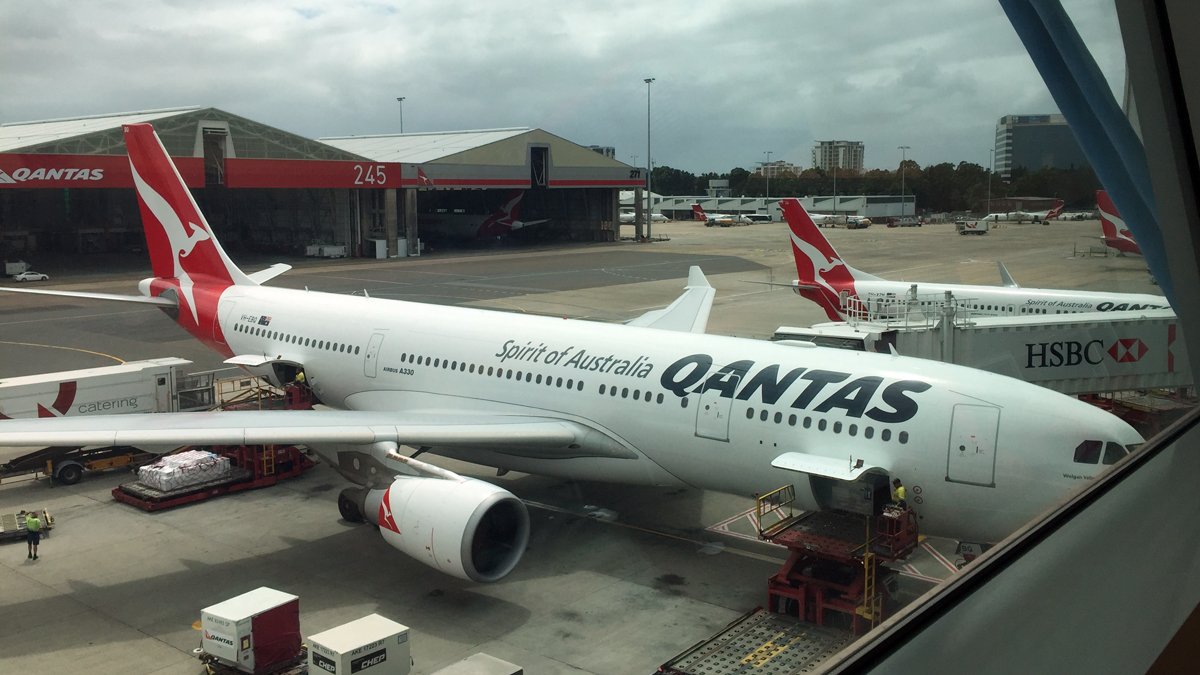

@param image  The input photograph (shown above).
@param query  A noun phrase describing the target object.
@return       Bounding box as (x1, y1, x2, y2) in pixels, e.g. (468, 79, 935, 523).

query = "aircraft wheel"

(56, 463, 84, 486)
(338, 488, 364, 523)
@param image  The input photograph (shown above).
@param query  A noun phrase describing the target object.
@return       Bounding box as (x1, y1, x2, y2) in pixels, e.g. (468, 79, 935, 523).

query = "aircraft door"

(694, 370, 741, 442)
(364, 333, 385, 378)
(946, 404, 1000, 487)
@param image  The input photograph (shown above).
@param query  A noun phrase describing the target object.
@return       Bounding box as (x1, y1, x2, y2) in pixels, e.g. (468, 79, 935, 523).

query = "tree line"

(649, 162, 1103, 214)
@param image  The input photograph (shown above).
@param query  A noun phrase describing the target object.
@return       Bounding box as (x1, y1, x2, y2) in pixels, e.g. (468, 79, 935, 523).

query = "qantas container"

(308, 614, 410, 675)
(200, 587, 301, 674)
(0, 357, 192, 420)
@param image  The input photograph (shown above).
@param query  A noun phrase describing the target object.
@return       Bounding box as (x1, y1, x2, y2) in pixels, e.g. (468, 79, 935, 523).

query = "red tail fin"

(691, 203, 708, 222)
(1095, 190, 1141, 255)
(779, 199, 876, 321)
(125, 124, 249, 287)
(1046, 199, 1065, 220)
(125, 123, 250, 354)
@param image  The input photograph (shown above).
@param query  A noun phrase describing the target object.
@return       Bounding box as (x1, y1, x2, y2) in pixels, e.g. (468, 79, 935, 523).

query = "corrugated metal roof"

(0, 106, 202, 153)
(319, 128, 532, 163)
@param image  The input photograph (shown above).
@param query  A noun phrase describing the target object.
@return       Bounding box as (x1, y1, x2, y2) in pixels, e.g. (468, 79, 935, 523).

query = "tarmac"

(0, 217, 1159, 674)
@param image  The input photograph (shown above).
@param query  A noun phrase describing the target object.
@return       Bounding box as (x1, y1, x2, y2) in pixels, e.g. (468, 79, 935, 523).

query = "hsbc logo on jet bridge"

(1025, 338, 1149, 369)
(0, 167, 104, 183)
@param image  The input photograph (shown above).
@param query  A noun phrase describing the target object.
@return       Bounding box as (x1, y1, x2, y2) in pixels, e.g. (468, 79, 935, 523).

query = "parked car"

(12, 271, 49, 282)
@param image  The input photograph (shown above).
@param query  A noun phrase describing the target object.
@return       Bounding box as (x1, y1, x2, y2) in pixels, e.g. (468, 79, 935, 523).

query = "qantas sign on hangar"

(0, 106, 642, 258)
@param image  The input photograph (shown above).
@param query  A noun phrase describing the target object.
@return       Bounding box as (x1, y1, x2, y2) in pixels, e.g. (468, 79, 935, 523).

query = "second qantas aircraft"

(781, 198, 1169, 322)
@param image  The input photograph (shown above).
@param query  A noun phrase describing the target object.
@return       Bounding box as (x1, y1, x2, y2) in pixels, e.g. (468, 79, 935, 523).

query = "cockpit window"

(1102, 442, 1128, 465)
(1073, 440, 1102, 464)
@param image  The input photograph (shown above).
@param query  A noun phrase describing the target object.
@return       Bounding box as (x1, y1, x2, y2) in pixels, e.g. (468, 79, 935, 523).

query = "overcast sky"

(2, 1, 1126, 174)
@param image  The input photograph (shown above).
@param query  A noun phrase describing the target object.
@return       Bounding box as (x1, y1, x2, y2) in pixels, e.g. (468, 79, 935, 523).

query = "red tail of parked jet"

(691, 203, 709, 223)
(779, 198, 880, 321)
(125, 123, 256, 355)
(1096, 190, 1142, 256)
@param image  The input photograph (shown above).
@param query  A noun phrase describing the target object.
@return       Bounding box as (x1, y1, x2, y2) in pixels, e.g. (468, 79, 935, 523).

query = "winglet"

(998, 262, 1019, 288)
(626, 266, 715, 333)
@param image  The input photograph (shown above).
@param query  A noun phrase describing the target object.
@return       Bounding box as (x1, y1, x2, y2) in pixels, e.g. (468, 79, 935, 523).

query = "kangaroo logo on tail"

(691, 204, 709, 223)
(780, 198, 877, 321)
(124, 124, 253, 351)
(1095, 190, 1141, 255)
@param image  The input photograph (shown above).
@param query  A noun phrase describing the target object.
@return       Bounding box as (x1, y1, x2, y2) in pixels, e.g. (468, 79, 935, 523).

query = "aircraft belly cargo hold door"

(695, 372, 740, 442)
(946, 404, 1000, 487)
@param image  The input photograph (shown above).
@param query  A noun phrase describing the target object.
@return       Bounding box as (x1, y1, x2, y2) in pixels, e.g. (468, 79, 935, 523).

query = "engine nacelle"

(363, 477, 529, 583)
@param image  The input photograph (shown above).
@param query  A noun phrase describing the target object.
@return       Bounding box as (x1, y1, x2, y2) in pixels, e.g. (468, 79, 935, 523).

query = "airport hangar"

(0, 106, 644, 262)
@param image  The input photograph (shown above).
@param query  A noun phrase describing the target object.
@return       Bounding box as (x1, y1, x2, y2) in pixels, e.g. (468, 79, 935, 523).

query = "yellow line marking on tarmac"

(0, 341, 125, 364)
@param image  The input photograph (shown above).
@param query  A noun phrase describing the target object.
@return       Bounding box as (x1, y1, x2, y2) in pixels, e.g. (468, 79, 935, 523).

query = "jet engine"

(361, 476, 529, 583)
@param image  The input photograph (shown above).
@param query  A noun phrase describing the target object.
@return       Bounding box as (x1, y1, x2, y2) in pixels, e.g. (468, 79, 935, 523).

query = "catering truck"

(0, 358, 197, 484)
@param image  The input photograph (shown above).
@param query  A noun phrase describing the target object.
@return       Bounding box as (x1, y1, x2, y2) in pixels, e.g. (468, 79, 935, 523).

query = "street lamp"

(396, 97, 406, 133)
(898, 145, 911, 218)
(763, 150, 773, 200)
(987, 148, 994, 216)
(645, 77, 655, 239)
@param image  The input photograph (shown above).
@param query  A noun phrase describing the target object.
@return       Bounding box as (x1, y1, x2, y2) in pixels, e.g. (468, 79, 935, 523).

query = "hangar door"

(946, 404, 999, 487)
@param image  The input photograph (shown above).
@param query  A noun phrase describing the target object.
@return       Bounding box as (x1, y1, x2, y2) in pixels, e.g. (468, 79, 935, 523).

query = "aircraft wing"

(0, 409, 634, 457)
(626, 266, 714, 333)
(771, 451, 886, 481)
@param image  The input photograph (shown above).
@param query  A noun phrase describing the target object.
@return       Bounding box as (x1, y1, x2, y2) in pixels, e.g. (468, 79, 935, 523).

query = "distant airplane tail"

(125, 123, 254, 352)
(779, 198, 880, 321)
(476, 190, 547, 237)
(1095, 190, 1141, 255)
(691, 203, 709, 223)
(1046, 199, 1065, 220)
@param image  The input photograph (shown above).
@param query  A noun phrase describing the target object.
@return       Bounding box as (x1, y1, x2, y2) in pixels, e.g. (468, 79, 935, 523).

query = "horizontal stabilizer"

(626, 266, 715, 333)
(771, 451, 886, 481)
(0, 287, 176, 307)
(998, 262, 1019, 288)
(247, 263, 292, 285)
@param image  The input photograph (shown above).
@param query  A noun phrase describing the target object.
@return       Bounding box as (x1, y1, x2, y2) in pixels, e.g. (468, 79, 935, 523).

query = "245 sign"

(353, 164, 387, 186)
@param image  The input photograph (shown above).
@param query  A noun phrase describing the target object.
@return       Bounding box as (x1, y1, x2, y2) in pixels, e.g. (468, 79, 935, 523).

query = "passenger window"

(774, 412, 782, 424)
(899, 431, 909, 444)
(1102, 442, 1127, 465)
(746, 408, 754, 419)
(818, 419, 827, 431)
(760, 410, 768, 422)
(656, 393, 664, 404)
(600, 384, 606, 394)
(1073, 440, 1102, 464)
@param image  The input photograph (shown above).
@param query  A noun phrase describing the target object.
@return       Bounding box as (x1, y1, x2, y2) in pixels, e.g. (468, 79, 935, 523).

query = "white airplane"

(781, 198, 1170, 322)
(0, 125, 1143, 584)
(420, 190, 548, 240)
(1096, 190, 1142, 256)
(984, 199, 1065, 224)
(619, 210, 669, 224)
(692, 203, 750, 226)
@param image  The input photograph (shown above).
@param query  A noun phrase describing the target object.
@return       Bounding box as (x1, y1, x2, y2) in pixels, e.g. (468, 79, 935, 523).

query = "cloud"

(0, 0, 1125, 173)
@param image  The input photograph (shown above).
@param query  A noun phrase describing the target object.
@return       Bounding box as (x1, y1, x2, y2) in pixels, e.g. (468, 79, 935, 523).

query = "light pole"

(832, 164, 838, 217)
(987, 148, 994, 215)
(763, 150, 773, 200)
(644, 78, 654, 239)
(898, 145, 911, 218)
(395, 97, 406, 133)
